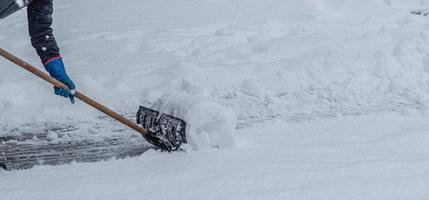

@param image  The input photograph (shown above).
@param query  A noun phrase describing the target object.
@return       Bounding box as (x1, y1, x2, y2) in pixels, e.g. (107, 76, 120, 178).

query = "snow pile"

(152, 94, 236, 149)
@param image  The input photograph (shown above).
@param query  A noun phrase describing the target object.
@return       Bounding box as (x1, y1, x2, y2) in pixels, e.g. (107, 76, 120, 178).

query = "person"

(1, 0, 76, 103)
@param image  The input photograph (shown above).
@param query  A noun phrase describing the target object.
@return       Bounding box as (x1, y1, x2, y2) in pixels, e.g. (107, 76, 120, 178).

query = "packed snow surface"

(3, 115, 429, 200)
(1, 0, 429, 199)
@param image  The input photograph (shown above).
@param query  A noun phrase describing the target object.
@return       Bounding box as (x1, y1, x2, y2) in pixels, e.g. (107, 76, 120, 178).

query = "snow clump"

(152, 94, 237, 150)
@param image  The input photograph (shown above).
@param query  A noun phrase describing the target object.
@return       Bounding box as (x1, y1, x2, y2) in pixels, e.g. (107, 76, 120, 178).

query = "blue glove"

(44, 57, 76, 104)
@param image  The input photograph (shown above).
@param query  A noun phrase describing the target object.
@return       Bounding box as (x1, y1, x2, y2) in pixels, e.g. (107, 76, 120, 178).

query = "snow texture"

(1, 0, 429, 199)
(153, 94, 236, 149)
(2, 115, 429, 200)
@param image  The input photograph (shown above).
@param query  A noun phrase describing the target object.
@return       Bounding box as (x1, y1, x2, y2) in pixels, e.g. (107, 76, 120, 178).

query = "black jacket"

(1, 0, 60, 63)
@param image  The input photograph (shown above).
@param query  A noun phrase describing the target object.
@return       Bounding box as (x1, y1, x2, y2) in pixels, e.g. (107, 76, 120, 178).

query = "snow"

(1, 0, 429, 199)
(153, 94, 236, 149)
(3, 115, 429, 200)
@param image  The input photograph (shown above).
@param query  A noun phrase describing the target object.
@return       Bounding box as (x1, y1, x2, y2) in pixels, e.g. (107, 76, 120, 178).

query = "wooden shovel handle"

(0, 48, 147, 136)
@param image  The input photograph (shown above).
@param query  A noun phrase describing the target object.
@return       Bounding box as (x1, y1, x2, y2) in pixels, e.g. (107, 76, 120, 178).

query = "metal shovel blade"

(136, 106, 187, 151)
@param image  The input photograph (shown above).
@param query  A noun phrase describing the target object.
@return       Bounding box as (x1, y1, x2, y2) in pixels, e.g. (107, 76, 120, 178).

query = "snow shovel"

(0, 48, 187, 151)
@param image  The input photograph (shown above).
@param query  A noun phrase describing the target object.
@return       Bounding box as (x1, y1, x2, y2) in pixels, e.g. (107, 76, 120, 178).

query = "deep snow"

(2, 0, 429, 199)
(1, 0, 429, 147)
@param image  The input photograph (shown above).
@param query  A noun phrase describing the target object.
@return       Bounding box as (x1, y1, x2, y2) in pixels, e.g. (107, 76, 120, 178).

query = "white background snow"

(2, 0, 429, 199)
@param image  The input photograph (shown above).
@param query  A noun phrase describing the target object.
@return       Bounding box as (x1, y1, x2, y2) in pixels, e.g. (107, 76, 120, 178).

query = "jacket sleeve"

(27, 0, 60, 64)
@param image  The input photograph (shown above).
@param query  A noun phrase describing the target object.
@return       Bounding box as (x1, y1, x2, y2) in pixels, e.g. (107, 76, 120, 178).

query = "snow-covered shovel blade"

(137, 106, 187, 151)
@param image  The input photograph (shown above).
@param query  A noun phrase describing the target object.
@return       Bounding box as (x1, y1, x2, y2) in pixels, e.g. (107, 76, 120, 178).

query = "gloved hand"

(44, 57, 76, 104)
